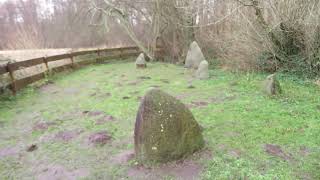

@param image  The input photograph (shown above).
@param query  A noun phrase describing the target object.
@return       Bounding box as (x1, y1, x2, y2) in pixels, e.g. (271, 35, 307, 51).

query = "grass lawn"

(0, 59, 319, 179)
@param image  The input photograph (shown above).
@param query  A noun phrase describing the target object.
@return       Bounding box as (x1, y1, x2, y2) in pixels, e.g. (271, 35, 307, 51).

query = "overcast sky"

(0, 0, 11, 3)
(0, 0, 54, 16)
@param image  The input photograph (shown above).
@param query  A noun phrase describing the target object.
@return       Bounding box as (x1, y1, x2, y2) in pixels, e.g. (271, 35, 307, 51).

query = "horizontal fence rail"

(0, 46, 162, 95)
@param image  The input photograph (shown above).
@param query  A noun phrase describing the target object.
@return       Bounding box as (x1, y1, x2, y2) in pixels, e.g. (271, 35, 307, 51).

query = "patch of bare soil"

(58, 110, 83, 122)
(39, 82, 60, 94)
(88, 131, 112, 146)
(190, 101, 209, 108)
(186, 95, 236, 109)
(83, 110, 104, 117)
(127, 80, 142, 86)
(150, 85, 161, 88)
(63, 87, 80, 95)
(33, 121, 56, 131)
(138, 76, 152, 80)
(116, 82, 123, 87)
(299, 146, 311, 157)
(123, 96, 131, 100)
(127, 160, 203, 180)
(175, 93, 193, 100)
(215, 143, 241, 158)
(95, 115, 116, 125)
(160, 79, 170, 84)
(187, 84, 196, 89)
(209, 95, 236, 104)
(54, 129, 83, 142)
(228, 149, 241, 159)
(229, 82, 239, 87)
(129, 91, 140, 95)
(0, 146, 19, 158)
(126, 150, 212, 180)
(264, 144, 292, 161)
(111, 150, 135, 165)
(37, 165, 90, 180)
(26, 144, 38, 152)
(90, 92, 111, 98)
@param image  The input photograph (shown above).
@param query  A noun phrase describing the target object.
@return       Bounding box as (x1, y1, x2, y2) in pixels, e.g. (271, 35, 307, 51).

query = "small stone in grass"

(263, 74, 282, 96)
(123, 96, 131, 100)
(138, 76, 152, 80)
(135, 53, 147, 69)
(187, 84, 195, 89)
(26, 144, 38, 152)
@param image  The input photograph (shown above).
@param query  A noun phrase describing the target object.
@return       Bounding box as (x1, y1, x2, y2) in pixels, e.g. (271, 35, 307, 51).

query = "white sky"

(0, 0, 54, 17)
(0, 0, 14, 3)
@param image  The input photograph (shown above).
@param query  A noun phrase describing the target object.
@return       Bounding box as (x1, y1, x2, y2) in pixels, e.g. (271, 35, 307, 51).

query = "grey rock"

(135, 53, 147, 68)
(263, 74, 282, 95)
(196, 60, 209, 80)
(185, 41, 205, 69)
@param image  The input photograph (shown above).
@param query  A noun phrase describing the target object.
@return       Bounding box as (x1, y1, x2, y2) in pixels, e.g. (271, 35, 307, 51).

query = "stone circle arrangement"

(132, 41, 282, 165)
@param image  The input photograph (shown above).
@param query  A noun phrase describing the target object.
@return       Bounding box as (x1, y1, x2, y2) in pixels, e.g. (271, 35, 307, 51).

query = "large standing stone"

(263, 74, 282, 95)
(135, 53, 147, 68)
(185, 41, 205, 69)
(196, 60, 209, 80)
(134, 89, 204, 164)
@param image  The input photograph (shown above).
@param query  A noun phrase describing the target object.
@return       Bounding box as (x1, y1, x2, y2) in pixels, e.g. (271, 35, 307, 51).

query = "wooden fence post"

(43, 56, 49, 71)
(0, 46, 141, 95)
(7, 63, 16, 95)
(97, 49, 101, 56)
(96, 49, 101, 63)
(69, 53, 75, 68)
(119, 49, 123, 59)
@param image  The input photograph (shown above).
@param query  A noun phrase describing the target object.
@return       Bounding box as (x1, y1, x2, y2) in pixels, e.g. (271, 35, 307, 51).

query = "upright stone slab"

(134, 89, 204, 163)
(185, 41, 205, 69)
(196, 60, 209, 80)
(135, 53, 147, 68)
(263, 74, 282, 95)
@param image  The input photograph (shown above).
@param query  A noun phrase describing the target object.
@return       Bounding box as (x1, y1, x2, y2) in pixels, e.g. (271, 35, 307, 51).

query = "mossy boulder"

(134, 88, 204, 164)
(263, 74, 282, 95)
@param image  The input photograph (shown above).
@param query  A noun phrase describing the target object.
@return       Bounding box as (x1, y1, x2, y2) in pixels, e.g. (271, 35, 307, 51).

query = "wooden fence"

(0, 46, 150, 95)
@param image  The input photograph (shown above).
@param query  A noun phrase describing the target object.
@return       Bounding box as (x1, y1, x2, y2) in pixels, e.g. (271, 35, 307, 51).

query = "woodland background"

(1, 0, 320, 77)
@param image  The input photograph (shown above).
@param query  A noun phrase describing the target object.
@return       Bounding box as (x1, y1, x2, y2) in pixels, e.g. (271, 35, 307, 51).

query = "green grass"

(0, 59, 319, 179)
